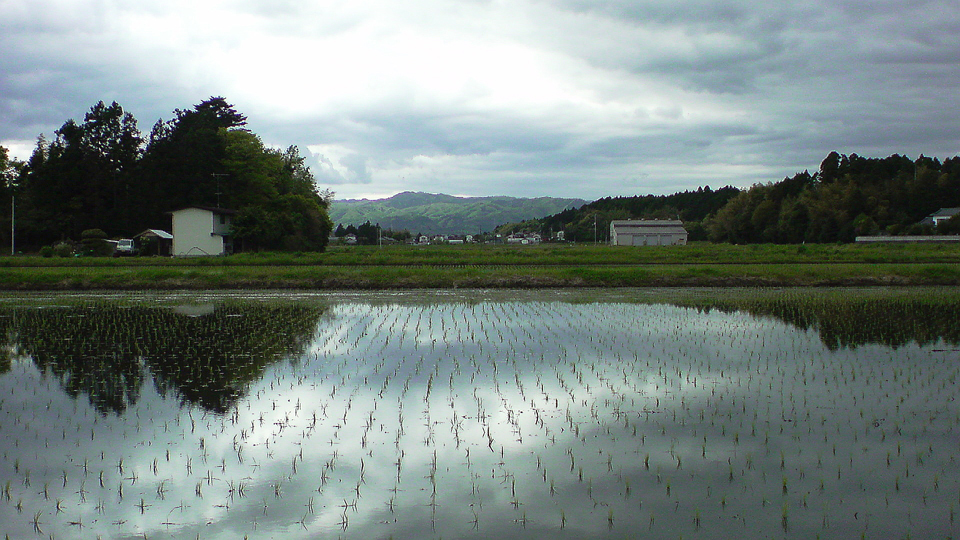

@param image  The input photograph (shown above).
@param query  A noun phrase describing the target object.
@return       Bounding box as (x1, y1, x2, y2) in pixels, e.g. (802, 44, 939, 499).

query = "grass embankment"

(1, 242, 958, 289)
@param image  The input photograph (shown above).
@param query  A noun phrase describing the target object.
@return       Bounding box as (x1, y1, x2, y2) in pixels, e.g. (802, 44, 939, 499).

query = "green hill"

(329, 192, 588, 235)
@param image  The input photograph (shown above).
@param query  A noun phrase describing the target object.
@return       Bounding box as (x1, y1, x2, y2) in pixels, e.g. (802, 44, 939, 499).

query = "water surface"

(0, 288, 957, 538)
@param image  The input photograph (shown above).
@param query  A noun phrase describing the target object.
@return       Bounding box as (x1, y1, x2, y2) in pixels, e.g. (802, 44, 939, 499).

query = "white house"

(169, 206, 236, 256)
(922, 208, 960, 227)
(609, 219, 688, 246)
(506, 233, 541, 245)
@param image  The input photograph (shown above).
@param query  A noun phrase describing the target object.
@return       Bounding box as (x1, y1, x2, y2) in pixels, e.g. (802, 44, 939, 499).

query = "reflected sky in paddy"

(0, 289, 958, 538)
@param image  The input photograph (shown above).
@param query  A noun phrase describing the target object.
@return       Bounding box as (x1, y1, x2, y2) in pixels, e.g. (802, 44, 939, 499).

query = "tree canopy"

(7, 98, 332, 252)
(702, 153, 960, 243)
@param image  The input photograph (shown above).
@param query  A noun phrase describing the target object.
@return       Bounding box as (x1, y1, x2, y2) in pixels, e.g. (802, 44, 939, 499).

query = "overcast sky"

(1, 0, 958, 201)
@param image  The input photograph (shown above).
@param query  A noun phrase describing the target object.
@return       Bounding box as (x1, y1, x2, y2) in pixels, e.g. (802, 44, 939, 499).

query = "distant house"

(506, 233, 541, 245)
(921, 208, 960, 227)
(169, 206, 236, 256)
(609, 220, 687, 246)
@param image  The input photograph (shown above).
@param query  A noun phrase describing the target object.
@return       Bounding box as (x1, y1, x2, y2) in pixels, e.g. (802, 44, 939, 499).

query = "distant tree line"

(0, 98, 332, 252)
(500, 186, 741, 242)
(332, 222, 413, 244)
(702, 152, 960, 243)
(504, 152, 960, 244)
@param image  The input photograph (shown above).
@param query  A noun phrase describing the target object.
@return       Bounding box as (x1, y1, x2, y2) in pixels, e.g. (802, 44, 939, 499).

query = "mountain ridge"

(329, 191, 588, 235)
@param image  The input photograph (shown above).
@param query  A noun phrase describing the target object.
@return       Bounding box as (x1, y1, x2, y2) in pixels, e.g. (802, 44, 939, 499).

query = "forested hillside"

(330, 192, 586, 235)
(703, 152, 960, 243)
(0, 98, 332, 252)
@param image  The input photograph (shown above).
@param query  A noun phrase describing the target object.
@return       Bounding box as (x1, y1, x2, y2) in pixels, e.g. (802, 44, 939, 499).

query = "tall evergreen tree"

(138, 97, 248, 223)
(18, 102, 142, 242)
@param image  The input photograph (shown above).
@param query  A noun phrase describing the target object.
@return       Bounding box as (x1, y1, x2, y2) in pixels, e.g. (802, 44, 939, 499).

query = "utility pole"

(6, 169, 15, 256)
(212, 173, 229, 207)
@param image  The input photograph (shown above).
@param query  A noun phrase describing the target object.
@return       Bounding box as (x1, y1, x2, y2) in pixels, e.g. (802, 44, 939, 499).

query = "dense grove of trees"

(332, 221, 413, 244)
(703, 152, 960, 243)
(0, 98, 332, 252)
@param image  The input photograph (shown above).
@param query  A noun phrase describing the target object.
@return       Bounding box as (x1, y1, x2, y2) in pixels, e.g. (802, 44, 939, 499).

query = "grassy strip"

(1, 262, 958, 290)
(3, 241, 960, 267)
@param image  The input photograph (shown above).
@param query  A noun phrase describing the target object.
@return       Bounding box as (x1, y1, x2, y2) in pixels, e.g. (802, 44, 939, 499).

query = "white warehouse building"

(609, 219, 688, 246)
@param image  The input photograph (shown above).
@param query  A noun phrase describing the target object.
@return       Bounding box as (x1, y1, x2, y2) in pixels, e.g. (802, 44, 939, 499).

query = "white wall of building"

(171, 208, 229, 256)
(609, 220, 688, 246)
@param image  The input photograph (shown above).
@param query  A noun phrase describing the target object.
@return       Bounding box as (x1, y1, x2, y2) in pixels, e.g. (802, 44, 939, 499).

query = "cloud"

(307, 145, 372, 186)
(1, 0, 959, 199)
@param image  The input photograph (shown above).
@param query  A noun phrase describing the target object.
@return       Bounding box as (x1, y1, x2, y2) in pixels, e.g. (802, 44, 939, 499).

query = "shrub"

(53, 242, 74, 257)
(937, 214, 960, 235)
(39, 246, 54, 258)
(80, 229, 113, 257)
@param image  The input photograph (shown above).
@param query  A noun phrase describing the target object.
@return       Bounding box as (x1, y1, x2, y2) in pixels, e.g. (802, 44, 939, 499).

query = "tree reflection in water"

(669, 288, 960, 350)
(2, 289, 957, 416)
(0, 300, 328, 414)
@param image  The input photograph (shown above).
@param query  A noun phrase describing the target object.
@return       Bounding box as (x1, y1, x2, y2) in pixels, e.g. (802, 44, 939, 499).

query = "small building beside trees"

(609, 220, 688, 246)
(135, 229, 173, 256)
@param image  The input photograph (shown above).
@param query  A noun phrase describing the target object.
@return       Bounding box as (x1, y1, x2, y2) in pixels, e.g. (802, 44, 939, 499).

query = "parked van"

(115, 238, 136, 256)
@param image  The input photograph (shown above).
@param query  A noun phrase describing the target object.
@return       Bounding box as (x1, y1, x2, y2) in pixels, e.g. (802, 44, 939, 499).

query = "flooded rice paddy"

(0, 288, 958, 539)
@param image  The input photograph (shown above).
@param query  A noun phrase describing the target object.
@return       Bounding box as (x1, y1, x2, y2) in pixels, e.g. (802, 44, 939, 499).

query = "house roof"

(610, 220, 687, 234)
(929, 208, 960, 218)
(136, 229, 173, 240)
(168, 206, 238, 215)
(610, 219, 683, 227)
(617, 226, 687, 235)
